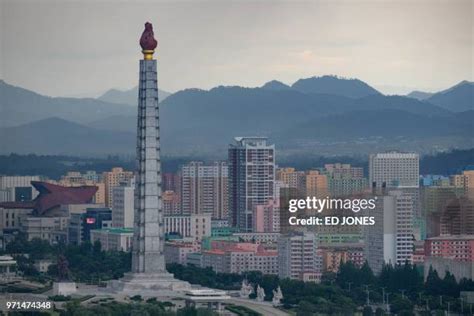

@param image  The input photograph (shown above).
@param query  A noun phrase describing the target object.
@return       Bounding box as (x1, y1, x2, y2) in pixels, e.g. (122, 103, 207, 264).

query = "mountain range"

(0, 77, 472, 156)
(97, 86, 171, 105)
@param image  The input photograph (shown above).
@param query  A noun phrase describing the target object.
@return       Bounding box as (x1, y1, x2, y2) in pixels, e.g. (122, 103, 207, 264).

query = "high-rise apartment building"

(252, 199, 280, 233)
(305, 170, 328, 198)
(276, 168, 305, 192)
(324, 163, 364, 179)
(112, 183, 134, 228)
(162, 190, 181, 216)
(324, 164, 368, 197)
(180, 161, 228, 219)
(369, 152, 419, 188)
(440, 197, 474, 235)
(163, 173, 181, 193)
(364, 190, 414, 274)
(102, 168, 134, 207)
(228, 137, 275, 232)
(450, 170, 474, 197)
(278, 232, 320, 281)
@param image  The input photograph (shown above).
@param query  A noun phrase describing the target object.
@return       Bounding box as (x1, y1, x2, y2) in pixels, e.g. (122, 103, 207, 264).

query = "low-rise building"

(23, 216, 68, 244)
(90, 227, 133, 252)
(164, 242, 196, 265)
(201, 242, 278, 275)
(233, 232, 280, 244)
(164, 214, 211, 242)
(424, 235, 474, 261)
(320, 243, 365, 273)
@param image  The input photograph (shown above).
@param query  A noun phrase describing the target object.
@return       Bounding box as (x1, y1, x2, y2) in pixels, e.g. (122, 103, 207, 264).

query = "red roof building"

(0, 181, 97, 215)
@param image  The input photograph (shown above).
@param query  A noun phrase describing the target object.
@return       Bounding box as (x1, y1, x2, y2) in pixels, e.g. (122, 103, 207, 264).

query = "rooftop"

(91, 227, 134, 234)
(0, 181, 97, 215)
(427, 235, 474, 241)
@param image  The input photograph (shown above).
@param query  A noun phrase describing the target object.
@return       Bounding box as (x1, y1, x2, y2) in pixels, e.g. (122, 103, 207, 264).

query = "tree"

(390, 296, 414, 314)
(363, 306, 373, 316)
(441, 271, 459, 297)
(425, 266, 443, 296)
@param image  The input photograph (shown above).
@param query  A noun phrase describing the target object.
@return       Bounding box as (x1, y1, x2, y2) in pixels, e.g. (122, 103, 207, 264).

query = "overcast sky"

(1, 0, 472, 97)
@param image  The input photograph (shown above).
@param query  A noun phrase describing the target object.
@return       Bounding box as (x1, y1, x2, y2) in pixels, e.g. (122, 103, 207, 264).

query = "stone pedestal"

(109, 272, 191, 294)
(53, 282, 77, 296)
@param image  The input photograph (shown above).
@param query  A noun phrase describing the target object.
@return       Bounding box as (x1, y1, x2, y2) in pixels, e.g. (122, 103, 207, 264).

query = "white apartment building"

(90, 227, 133, 252)
(164, 214, 212, 242)
(201, 248, 278, 275)
(278, 232, 320, 281)
(112, 184, 134, 228)
(369, 152, 419, 188)
(364, 190, 414, 274)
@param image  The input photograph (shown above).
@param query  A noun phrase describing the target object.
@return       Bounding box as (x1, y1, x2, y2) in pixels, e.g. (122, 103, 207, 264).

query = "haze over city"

(1, 0, 472, 97)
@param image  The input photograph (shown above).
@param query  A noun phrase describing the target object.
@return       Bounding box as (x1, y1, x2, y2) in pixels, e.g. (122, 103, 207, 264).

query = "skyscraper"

(369, 152, 419, 188)
(228, 137, 275, 232)
(111, 22, 189, 293)
(180, 161, 228, 219)
(364, 190, 414, 274)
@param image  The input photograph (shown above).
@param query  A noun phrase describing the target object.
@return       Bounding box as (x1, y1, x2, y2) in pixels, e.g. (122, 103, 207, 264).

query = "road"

(228, 298, 290, 316)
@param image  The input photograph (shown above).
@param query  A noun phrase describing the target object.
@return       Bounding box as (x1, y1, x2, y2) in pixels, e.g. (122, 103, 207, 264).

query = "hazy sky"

(1, 0, 472, 97)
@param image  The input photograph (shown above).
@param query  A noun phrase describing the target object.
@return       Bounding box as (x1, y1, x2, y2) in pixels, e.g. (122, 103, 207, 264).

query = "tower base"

(108, 272, 191, 294)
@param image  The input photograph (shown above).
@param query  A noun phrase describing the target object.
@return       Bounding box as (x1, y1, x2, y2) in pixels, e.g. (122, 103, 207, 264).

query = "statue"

(57, 255, 71, 281)
(272, 286, 283, 306)
(53, 254, 76, 296)
(239, 279, 253, 298)
(256, 285, 265, 302)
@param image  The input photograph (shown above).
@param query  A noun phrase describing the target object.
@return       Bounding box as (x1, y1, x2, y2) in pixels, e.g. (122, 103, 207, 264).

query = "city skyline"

(1, 0, 472, 97)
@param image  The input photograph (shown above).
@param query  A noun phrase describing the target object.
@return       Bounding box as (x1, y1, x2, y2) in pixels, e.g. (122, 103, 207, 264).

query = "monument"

(53, 255, 77, 296)
(110, 22, 190, 293)
(272, 286, 283, 306)
(256, 285, 266, 302)
(239, 279, 253, 298)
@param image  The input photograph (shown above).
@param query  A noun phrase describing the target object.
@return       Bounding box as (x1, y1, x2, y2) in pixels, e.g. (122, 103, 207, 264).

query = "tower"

(131, 21, 164, 274)
(110, 22, 189, 293)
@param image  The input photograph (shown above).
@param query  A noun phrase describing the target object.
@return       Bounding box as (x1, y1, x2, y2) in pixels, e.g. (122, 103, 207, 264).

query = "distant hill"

(0, 117, 135, 156)
(291, 75, 380, 98)
(97, 86, 171, 105)
(427, 81, 473, 112)
(280, 109, 473, 140)
(406, 91, 433, 100)
(88, 115, 136, 132)
(0, 80, 135, 127)
(261, 80, 292, 91)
